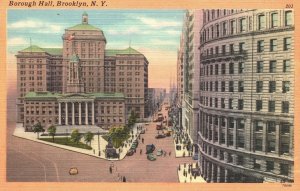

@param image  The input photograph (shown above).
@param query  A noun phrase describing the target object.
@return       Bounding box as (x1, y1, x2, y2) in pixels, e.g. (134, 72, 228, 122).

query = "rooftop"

(105, 47, 142, 56)
(19, 45, 62, 56)
(67, 23, 101, 31)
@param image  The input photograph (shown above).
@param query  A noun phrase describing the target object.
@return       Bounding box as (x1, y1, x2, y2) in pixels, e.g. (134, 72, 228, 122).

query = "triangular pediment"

(60, 93, 93, 99)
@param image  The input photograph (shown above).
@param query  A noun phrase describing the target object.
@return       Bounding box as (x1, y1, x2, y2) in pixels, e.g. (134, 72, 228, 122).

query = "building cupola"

(82, 11, 88, 24)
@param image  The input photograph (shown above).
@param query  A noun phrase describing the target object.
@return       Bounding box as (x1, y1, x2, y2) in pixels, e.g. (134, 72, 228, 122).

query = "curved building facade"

(198, 9, 294, 182)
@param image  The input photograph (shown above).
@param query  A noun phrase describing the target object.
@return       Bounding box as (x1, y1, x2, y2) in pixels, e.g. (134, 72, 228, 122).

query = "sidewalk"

(177, 163, 206, 183)
(173, 140, 192, 158)
(13, 123, 144, 161)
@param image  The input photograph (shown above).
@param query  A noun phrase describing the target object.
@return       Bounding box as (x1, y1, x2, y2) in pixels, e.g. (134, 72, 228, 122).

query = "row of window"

(200, 80, 290, 93)
(200, 97, 290, 113)
(201, 10, 293, 43)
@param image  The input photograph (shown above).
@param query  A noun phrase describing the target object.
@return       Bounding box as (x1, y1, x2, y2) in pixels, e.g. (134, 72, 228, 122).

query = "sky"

(7, 10, 185, 91)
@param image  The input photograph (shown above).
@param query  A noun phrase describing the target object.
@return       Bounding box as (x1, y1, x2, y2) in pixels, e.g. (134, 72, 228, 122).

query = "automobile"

(147, 153, 156, 161)
(155, 134, 166, 139)
(191, 168, 201, 176)
(131, 142, 138, 149)
(156, 125, 163, 130)
(145, 123, 150, 125)
(163, 130, 171, 137)
(140, 129, 145, 134)
(69, 167, 78, 175)
(127, 149, 135, 156)
(146, 144, 155, 154)
(165, 108, 168, 110)
(156, 149, 163, 156)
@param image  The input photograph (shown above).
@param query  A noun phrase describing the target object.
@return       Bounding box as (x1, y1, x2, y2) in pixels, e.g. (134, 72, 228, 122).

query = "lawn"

(39, 137, 92, 150)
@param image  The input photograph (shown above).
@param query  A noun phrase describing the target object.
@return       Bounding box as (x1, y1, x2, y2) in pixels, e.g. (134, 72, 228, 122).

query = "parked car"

(156, 149, 163, 156)
(146, 144, 155, 154)
(127, 149, 135, 156)
(145, 123, 150, 125)
(155, 134, 166, 139)
(163, 130, 171, 137)
(147, 153, 156, 161)
(69, 167, 78, 175)
(140, 129, 145, 134)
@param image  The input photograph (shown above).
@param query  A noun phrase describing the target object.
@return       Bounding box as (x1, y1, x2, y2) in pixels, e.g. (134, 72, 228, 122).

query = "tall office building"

(16, 12, 149, 129)
(198, 9, 294, 182)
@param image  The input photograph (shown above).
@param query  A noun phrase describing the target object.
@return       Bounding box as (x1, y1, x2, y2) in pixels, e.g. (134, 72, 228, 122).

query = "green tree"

(33, 122, 45, 139)
(109, 127, 129, 148)
(47, 125, 56, 142)
(70, 129, 81, 145)
(84, 131, 94, 146)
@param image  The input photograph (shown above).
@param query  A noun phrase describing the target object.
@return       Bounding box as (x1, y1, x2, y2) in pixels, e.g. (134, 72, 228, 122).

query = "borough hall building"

(16, 12, 149, 130)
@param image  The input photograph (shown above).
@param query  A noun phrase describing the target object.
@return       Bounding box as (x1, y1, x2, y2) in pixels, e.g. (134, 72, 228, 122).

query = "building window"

(269, 60, 276, 73)
(254, 159, 261, 169)
(215, 98, 218, 108)
(215, 46, 219, 55)
(210, 97, 213, 107)
(210, 65, 213, 75)
(229, 81, 234, 92)
(257, 61, 263, 73)
(230, 20, 236, 34)
(284, 37, 291, 51)
(238, 81, 244, 92)
(270, 39, 277, 52)
(285, 11, 292, 26)
(268, 100, 275, 112)
(240, 18, 246, 32)
(229, 44, 234, 54)
(222, 45, 226, 54)
(221, 81, 226, 92)
(280, 164, 289, 176)
(221, 98, 225, 108)
(283, 60, 290, 73)
(268, 140, 276, 152)
(266, 161, 274, 172)
(282, 101, 289, 113)
(257, 40, 264, 52)
(271, 13, 278, 28)
(238, 99, 243, 110)
(282, 81, 290, 93)
(269, 81, 276, 93)
(256, 100, 262, 111)
(258, 14, 265, 30)
(237, 155, 244, 165)
(238, 62, 244, 73)
(255, 139, 263, 151)
(222, 22, 227, 35)
(216, 24, 220, 37)
(215, 64, 219, 74)
(256, 81, 263, 93)
(229, 63, 234, 74)
(221, 63, 226, 74)
(215, 81, 218, 92)
(267, 121, 276, 133)
(281, 123, 290, 134)
(237, 135, 244, 148)
(229, 98, 233, 109)
(239, 42, 245, 53)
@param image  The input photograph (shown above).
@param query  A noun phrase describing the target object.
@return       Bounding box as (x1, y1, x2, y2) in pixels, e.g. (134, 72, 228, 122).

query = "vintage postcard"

(0, 0, 299, 191)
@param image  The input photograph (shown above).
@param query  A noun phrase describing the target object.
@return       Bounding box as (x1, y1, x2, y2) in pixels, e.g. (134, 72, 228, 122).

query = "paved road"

(7, 102, 195, 182)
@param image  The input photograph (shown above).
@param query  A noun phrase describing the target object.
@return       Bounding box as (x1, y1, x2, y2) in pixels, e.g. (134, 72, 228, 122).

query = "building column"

(218, 116, 221, 145)
(211, 163, 215, 182)
(217, 166, 221, 182)
(225, 117, 228, 146)
(224, 169, 229, 183)
(206, 162, 211, 182)
(65, 102, 68, 125)
(212, 115, 215, 143)
(79, 102, 82, 125)
(233, 118, 237, 148)
(203, 159, 207, 180)
(85, 102, 88, 125)
(72, 102, 75, 125)
(262, 121, 267, 153)
(58, 102, 61, 125)
(275, 123, 281, 156)
(289, 125, 294, 156)
(92, 102, 95, 125)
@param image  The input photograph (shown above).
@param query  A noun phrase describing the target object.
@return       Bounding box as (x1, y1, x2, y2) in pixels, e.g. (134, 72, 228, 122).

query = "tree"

(70, 129, 81, 145)
(47, 125, 56, 142)
(84, 131, 94, 146)
(109, 127, 129, 148)
(33, 122, 45, 139)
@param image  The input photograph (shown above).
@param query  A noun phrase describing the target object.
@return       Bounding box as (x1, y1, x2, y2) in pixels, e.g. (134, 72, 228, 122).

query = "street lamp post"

(98, 130, 101, 156)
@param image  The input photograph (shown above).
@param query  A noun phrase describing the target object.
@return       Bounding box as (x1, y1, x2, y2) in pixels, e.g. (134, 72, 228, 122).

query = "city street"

(7, 103, 195, 182)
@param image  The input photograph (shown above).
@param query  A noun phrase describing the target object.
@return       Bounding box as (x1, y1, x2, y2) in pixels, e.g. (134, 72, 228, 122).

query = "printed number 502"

(286, 4, 293, 8)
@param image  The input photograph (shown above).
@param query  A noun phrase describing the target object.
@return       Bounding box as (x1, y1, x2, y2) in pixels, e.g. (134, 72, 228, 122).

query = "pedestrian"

(169, 151, 171, 156)
(142, 138, 144, 144)
(140, 149, 142, 155)
(134, 149, 136, 153)
(109, 166, 112, 174)
(164, 151, 166, 157)
(123, 176, 126, 182)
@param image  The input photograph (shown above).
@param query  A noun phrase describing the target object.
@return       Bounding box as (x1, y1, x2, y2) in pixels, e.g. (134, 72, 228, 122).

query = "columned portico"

(58, 95, 95, 126)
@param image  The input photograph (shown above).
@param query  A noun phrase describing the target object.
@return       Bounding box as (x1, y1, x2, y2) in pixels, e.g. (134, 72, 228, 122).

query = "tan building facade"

(16, 12, 149, 127)
(198, 9, 294, 182)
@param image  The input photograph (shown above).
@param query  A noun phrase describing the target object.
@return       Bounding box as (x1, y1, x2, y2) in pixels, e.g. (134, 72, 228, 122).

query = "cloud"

(8, 19, 63, 34)
(137, 16, 181, 29)
(7, 37, 28, 46)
